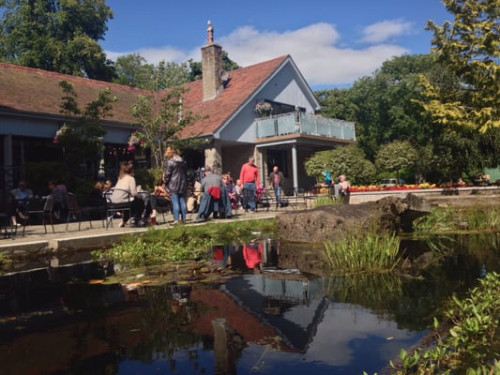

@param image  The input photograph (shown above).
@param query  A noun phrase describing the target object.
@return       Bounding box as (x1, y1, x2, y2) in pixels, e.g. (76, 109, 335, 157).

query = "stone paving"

(0, 208, 278, 254)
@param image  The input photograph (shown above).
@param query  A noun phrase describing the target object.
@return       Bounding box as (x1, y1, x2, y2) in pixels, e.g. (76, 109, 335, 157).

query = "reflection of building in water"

(223, 272, 326, 353)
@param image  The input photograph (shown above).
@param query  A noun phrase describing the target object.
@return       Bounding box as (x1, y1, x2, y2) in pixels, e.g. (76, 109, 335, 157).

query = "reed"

(323, 229, 401, 274)
(313, 195, 337, 208)
(413, 206, 500, 233)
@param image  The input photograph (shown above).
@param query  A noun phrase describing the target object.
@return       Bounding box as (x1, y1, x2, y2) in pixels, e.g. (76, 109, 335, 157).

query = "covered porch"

(255, 113, 356, 194)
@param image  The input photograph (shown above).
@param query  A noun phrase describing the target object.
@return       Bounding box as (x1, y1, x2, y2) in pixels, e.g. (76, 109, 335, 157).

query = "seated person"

(87, 181, 106, 206)
(11, 180, 33, 201)
(110, 161, 145, 227)
(103, 179, 113, 193)
(1, 190, 23, 227)
(149, 180, 171, 225)
(48, 180, 67, 220)
(195, 167, 232, 221)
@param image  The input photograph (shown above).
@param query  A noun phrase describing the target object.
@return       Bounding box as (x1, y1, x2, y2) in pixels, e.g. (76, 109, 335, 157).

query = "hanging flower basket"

(127, 130, 147, 151)
(254, 101, 273, 115)
(53, 123, 71, 144)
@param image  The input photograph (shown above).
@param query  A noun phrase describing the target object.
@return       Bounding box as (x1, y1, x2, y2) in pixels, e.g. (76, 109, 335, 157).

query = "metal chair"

(22, 197, 55, 234)
(64, 192, 94, 231)
(105, 188, 133, 229)
(0, 191, 17, 239)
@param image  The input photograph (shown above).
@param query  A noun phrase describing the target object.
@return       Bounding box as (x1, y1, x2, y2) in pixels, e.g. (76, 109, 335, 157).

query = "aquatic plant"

(313, 195, 337, 208)
(0, 251, 11, 274)
(323, 229, 401, 274)
(392, 272, 500, 374)
(413, 206, 500, 233)
(93, 219, 275, 268)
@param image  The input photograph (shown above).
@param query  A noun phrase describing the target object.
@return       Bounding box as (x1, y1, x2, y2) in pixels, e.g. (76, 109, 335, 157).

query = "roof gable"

(179, 55, 289, 138)
(0, 55, 293, 138)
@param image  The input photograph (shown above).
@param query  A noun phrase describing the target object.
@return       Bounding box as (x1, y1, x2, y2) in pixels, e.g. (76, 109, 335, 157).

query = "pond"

(0, 234, 498, 375)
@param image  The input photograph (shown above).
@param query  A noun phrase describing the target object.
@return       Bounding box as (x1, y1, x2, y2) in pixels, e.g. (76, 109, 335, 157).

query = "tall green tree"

(114, 54, 154, 88)
(114, 54, 191, 91)
(0, 0, 115, 80)
(130, 87, 202, 168)
(115, 50, 239, 90)
(317, 54, 439, 162)
(375, 140, 418, 183)
(419, 0, 499, 132)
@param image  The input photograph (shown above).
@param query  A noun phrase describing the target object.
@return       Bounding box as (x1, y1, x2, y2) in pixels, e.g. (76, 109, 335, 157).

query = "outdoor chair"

(105, 188, 133, 229)
(256, 190, 274, 212)
(22, 196, 55, 234)
(0, 191, 17, 239)
(64, 192, 96, 232)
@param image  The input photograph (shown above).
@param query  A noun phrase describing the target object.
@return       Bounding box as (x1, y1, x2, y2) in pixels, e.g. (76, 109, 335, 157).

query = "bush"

(394, 272, 500, 374)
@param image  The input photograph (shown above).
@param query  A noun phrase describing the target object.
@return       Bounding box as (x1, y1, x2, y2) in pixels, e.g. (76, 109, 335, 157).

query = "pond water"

(0, 234, 498, 375)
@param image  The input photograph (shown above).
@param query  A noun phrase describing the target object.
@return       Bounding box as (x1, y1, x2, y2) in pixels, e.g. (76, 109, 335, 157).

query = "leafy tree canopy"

(419, 0, 500, 132)
(130, 88, 204, 168)
(0, 0, 115, 80)
(304, 145, 376, 185)
(375, 140, 418, 183)
(114, 54, 191, 91)
(115, 50, 240, 90)
(55, 80, 116, 173)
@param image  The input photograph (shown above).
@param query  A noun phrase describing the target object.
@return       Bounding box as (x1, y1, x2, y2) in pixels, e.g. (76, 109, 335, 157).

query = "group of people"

(3, 147, 352, 231)
(1, 178, 70, 229)
(108, 146, 181, 227)
(321, 167, 350, 203)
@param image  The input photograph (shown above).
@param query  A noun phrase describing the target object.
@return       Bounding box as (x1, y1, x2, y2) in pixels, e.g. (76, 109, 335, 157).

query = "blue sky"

(102, 0, 452, 90)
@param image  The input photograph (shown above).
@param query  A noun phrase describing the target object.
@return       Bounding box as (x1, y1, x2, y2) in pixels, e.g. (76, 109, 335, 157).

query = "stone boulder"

(275, 193, 431, 243)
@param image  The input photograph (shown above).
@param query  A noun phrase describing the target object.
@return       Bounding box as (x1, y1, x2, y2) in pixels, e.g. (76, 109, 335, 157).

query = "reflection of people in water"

(243, 241, 263, 269)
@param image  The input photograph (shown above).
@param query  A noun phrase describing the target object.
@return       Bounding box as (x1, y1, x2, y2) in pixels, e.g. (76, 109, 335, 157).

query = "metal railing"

(256, 112, 356, 141)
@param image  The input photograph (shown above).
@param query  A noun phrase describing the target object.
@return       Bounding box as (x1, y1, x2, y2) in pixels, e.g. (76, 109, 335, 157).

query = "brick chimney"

(202, 21, 223, 101)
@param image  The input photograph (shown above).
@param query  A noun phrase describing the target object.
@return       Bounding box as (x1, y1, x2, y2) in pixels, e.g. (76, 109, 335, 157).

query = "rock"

(275, 193, 431, 243)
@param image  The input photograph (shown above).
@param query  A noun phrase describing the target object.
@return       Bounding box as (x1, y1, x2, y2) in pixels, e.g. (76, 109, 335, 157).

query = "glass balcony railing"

(256, 113, 355, 141)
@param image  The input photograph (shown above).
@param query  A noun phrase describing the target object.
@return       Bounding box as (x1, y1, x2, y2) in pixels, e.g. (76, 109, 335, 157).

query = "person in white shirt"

(110, 161, 145, 227)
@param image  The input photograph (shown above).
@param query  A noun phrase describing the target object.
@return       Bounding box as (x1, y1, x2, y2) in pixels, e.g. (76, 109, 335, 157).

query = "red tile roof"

(0, 55, 289, 138)
(180, 55, 288, 138)
(0, 62, 153, 124)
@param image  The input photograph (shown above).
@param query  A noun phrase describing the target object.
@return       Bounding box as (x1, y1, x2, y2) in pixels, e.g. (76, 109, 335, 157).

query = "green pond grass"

(92, 219, 275, 268)
(413, 206, 500, 233)
(323, 229, 402, 275)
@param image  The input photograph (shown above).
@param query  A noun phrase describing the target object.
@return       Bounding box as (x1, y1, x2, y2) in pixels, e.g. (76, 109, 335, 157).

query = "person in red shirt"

(239, 156, 259, 212)
(243, 241, 263, 269)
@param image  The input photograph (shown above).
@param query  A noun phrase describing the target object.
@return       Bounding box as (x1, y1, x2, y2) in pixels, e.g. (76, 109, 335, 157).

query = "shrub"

(394, 272, 500, 374)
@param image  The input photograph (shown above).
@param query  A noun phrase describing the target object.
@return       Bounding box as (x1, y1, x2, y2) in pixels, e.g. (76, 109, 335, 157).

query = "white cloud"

(106, 22, 409, 88)
(219, 23, 408, 86)
(360, 19, 414, 44)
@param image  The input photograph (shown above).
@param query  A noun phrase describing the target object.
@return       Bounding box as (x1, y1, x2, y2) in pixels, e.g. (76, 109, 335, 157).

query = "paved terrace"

(0, 209, 278, 256)
(1, 186, 498, 256)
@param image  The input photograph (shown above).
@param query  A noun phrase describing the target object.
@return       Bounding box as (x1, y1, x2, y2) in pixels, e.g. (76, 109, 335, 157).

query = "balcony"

(256, 112, 356, 141)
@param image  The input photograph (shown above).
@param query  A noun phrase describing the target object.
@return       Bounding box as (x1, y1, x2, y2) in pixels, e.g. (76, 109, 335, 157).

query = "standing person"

(239, 155, 259, 212)
(268, 165, 284, 209)
(164, 146, 187, 224)
(110, 161, 145, 227)
(338, 174, 350, 204)
(322, 166, 332, 187)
